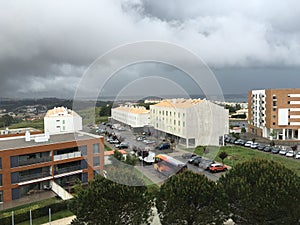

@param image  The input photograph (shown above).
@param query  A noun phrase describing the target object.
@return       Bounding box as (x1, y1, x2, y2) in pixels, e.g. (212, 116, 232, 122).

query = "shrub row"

(0, 200, 67, 225)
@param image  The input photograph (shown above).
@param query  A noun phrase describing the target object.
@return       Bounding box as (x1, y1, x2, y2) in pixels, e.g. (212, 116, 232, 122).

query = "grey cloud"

(0, 0, 299, 98)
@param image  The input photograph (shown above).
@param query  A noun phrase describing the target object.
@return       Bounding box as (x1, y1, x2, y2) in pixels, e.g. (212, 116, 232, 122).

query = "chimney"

(25, 131, 31, 142)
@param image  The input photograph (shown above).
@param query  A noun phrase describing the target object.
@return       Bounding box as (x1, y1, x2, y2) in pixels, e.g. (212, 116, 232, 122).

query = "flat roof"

(0, 132, 102, 151)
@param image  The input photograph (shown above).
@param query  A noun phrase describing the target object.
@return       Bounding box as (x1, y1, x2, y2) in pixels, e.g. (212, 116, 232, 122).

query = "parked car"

(244, 141, 253, 147)
(110, 139, 120, 144)
(234, 139, 242, 145)
(199, 159, 215, 170)
(295, 152, 300, 159)
(263, 146, 272, 152)
(116, 142, 129, 149)
(143, 139, 156, 145)
(250, 142, 259, 149)
(136, 136, 146, 141)
(209, 163, 227, 173)
(239, 140, 247, 146)
(286, 150, 295, 157)
(229, 138, 237, 144)
(156, 143, 171, 150)
(182, 153, 197, 159)
(188, 156, 202, 165)
(271, 147, 280, 154)
(279, 149, 288, 155)
(257, 144, 266, 151)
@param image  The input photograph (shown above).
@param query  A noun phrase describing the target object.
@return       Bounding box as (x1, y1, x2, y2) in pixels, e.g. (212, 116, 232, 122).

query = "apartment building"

(0, 107, 104, 203)
(111, 106, 150, 131)
(44, 106, 82, 134)
(150, 99, 229, 147)
(248, 88, 300, 140)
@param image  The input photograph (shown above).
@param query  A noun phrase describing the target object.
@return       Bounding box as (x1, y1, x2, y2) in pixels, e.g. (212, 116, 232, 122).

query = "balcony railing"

(19, 156, 52, 167)
(54, 151, 82, 161)
(54, 165, 82, 175)
(19, 172, 51, 182)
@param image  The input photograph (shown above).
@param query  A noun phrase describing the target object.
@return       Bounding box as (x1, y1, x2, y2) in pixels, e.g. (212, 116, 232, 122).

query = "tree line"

(69, 159, 300, 225)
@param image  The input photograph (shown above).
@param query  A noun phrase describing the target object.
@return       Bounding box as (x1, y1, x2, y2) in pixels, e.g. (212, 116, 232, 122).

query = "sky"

(0, 0, 300, 100)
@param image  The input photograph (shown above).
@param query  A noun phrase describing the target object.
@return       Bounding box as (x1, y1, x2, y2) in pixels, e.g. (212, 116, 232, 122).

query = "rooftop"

(0, 131, 101, 151)
(45, 106, 80, 117)
(113, 106, 149, 114)
(153, 98, 204, 108)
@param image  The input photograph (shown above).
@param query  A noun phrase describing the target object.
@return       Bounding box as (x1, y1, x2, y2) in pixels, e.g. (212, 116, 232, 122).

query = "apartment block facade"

(248, 88, 300, 140)
(111, 106, 150, 129)
(0, 132, 104, 203)
(150, 99, 229, 147)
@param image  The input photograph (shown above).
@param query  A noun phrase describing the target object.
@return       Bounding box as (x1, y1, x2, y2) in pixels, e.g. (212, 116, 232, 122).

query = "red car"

(209, 163, 227, 173)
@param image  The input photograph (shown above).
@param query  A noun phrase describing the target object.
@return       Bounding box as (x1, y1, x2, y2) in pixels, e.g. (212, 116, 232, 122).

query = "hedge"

(0, 200, 67, 225)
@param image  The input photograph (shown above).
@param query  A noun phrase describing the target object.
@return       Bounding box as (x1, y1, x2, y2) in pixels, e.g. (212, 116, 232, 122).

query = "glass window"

(93, 144, 100, 154)
(79, 145, 87, 155)
(0, 190, 3, 202)
(0, 157, 2, 170)
(0, 174, 2, 186)
(183, 122, 185, 127)
(93, 157, 100, 166)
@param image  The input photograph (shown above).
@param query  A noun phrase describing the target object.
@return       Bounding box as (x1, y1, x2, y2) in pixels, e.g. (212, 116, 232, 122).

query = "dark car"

(239, 140, 247, 146)
(156, 143, 170, 150)
(199, 159, 215, 170)
(229, 138, 237, 144)
(271, 147, 280, 154)
(182, 153, 197, 159)
(188, 156, 202, 165)
(263, 146, 271, 152)
(257, 144, 265, 151)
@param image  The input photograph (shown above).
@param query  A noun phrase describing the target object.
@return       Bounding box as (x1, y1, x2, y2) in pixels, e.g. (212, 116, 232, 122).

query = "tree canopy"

(69, 168, 153, 225)
(156, 170, 227, 225)
(219, 159, 300, 224)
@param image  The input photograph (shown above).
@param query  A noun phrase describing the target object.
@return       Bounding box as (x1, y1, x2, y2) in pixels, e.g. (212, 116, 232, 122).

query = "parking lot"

(97, 123, 225, 183)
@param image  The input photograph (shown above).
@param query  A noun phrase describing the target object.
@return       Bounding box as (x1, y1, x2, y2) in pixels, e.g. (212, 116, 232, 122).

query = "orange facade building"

(248, 88, 300, 140)
(0, 131, 104, 203)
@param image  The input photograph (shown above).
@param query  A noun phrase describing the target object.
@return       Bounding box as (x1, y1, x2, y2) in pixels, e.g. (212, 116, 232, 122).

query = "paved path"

(41, 215, 76, 225)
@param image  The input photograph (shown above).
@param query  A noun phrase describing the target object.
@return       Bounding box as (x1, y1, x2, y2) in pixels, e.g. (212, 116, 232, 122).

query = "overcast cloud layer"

(0, 0, 300, 98)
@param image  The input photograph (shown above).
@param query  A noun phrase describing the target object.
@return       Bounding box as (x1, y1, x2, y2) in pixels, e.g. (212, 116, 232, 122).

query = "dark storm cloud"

(0, 0, 300, 98)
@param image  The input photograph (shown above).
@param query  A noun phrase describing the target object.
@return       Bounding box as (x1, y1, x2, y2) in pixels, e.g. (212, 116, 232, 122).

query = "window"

(56, 120, 60, 122)
(0, 190, 2, 202)
(183, 122, 185, 127)
(178, 113, 180, 118)
(273, 108, 276, 111)
(288, 101, 290, 104)
(79, 145, 87, 155)
(166, 111, 168, 116)
(178, 121, 180, 126)
(273, 122, 276, 125)
(272, 115, 276, 118)
(93, 156, 100, 166)
(93, 144, 100, 154)
(174, 120, 176, 125)
(183, 113, 185, 118)
(162, 111, 164, 115)
(0, 174, 2, 186)
(62, 120, 65, 124)
(0, 157, 2, 170)
(170, 112, 172, 116)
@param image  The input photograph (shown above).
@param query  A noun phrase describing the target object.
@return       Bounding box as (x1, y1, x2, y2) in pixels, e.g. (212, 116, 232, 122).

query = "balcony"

(19, 156, 52, 167)
(54, 151, 82, 161)
(54, 165, 82, 175)
(19, 172, 51, 182)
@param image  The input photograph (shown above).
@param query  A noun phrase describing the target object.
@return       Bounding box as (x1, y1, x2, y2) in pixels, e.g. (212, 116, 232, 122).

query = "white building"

(150, 99, 229, 147)
(111, 106, 150, 129)
(44, 107, 82, 134)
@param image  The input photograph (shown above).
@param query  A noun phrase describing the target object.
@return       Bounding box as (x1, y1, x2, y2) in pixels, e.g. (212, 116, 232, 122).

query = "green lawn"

(16, 210, 73, 225)
(9, 119, 44, 131)
(194, 145, 300, 175)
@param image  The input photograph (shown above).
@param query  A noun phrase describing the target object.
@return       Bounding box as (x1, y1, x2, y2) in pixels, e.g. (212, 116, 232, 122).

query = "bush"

(0, 200, 68, 225)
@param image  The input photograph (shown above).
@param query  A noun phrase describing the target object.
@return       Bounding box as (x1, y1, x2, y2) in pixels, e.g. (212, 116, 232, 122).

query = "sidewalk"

(41, 215, 76, 225)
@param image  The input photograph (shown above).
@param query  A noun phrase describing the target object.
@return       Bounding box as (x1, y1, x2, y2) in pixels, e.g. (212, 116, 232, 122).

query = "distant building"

(111, 106, 150, 131)
(248, 88, 300, 140)
(44, 107, 82, 134)
(150, 99, 229, 147)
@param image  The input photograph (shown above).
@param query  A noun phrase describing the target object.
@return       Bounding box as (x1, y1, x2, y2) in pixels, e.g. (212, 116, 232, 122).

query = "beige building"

(111, 106, 150, 130)
(248, 88, 300, 140)
(150, 99, 229, 147)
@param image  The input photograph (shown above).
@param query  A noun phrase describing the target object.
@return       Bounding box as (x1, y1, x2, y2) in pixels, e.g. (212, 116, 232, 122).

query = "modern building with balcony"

(150, 99, 229, 147)
(111, 105, 150, 132)
(0, 126, 104, 203)
(248, 88, 300, 140)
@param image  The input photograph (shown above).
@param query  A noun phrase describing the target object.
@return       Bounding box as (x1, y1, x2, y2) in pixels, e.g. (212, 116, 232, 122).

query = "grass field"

(194, 145, 300, 175)
(9, 119, 44, 131)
